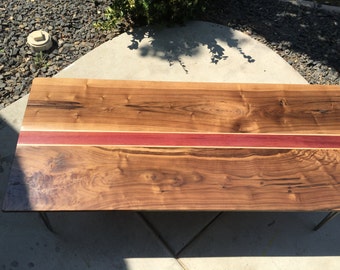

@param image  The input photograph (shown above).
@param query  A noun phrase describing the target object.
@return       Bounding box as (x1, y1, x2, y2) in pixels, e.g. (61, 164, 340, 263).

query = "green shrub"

(94, 0, 207, 30)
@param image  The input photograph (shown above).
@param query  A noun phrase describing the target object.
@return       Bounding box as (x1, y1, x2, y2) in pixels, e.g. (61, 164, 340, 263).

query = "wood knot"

(114, 167, 124, 175)
(279, 98, 288, 107)
(279, 98, 291, 113)
(235, 119, 259, 133)
(171, 176, 184, 187)
(73, 112, 81, 120)
(288, 193, 297, 201)
(192, 172, 203, 183)
(103, 107, 114, 112)
(142, 171, 161, 182)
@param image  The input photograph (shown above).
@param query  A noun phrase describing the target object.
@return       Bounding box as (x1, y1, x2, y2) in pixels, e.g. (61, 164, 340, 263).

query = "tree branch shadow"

(126, 21, 255, 74)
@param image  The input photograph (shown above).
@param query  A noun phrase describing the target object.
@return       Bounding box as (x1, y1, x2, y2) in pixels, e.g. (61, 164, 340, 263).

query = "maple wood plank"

(3, 78, 340, 211)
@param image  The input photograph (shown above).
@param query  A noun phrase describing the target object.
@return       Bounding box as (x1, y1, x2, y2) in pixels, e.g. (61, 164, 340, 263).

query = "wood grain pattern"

(4, 146, 340, 211)
(3, 78, 340, 211)
(22, 78, 340, 133)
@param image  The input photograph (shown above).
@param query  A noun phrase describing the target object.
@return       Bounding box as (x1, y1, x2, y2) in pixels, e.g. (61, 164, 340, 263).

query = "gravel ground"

(204, 0, 340, 84)
(0, 0, 339, 109)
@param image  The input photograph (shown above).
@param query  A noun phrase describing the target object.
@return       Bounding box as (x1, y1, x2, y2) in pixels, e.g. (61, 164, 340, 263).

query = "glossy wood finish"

(3, 78, 340, 211)
(5, 146, 340, 211)
(21, 78, 340, 133)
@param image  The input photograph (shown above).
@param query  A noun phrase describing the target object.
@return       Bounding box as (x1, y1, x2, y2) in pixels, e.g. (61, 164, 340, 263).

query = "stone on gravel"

(0, 0, 118, 108)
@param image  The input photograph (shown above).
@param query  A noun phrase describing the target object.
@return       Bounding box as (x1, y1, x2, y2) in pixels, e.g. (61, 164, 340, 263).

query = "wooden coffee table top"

(3, 78, 340, 211)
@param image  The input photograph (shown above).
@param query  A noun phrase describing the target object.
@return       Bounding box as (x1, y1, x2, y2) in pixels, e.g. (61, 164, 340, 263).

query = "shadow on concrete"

(176, 211, 340, 257)
(0, 117, 28, 210)
(34, 211, 340, 263)
(126, 21, 255, 74)
(205, 0, 339, 74)
(1, 157, 31, 211)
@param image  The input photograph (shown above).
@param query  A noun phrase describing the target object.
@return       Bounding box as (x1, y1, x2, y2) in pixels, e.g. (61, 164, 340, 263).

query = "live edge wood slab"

(3, 78, 340, 211)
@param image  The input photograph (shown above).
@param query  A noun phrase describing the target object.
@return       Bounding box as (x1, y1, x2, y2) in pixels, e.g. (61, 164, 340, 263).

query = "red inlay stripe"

(17, 131, 340, 149)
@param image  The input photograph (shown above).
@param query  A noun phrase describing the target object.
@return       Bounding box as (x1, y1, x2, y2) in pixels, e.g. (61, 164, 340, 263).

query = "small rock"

(17, 38, 25, 47)
(29, 64, 36, 73)
(19, 48, 27, 57)
(11, 48, 19, 56)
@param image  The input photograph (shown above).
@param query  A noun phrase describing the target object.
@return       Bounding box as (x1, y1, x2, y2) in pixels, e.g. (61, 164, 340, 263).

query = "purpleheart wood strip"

(17, 131, 340, 149)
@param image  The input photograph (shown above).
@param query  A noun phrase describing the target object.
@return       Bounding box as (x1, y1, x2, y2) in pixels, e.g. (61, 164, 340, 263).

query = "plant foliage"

(94, 0, 207, 30)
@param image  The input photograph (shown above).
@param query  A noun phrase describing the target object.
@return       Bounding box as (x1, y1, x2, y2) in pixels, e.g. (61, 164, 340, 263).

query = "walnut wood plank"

(22, 78, 340, 133)
(3, 146, 340, 211)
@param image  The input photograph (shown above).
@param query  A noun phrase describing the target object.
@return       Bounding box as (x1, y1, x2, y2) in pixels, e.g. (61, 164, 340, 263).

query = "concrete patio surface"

(1, 21, 339, 269)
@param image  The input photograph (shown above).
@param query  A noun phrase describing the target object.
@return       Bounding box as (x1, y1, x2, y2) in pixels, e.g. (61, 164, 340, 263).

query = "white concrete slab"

(56, 21, 307, 84)
(0, 95, 29, 133)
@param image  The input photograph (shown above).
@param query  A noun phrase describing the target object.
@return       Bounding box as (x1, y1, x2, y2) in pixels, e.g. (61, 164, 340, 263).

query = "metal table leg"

(39, 212, 55, 233)
(314, 212, 339, 231)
